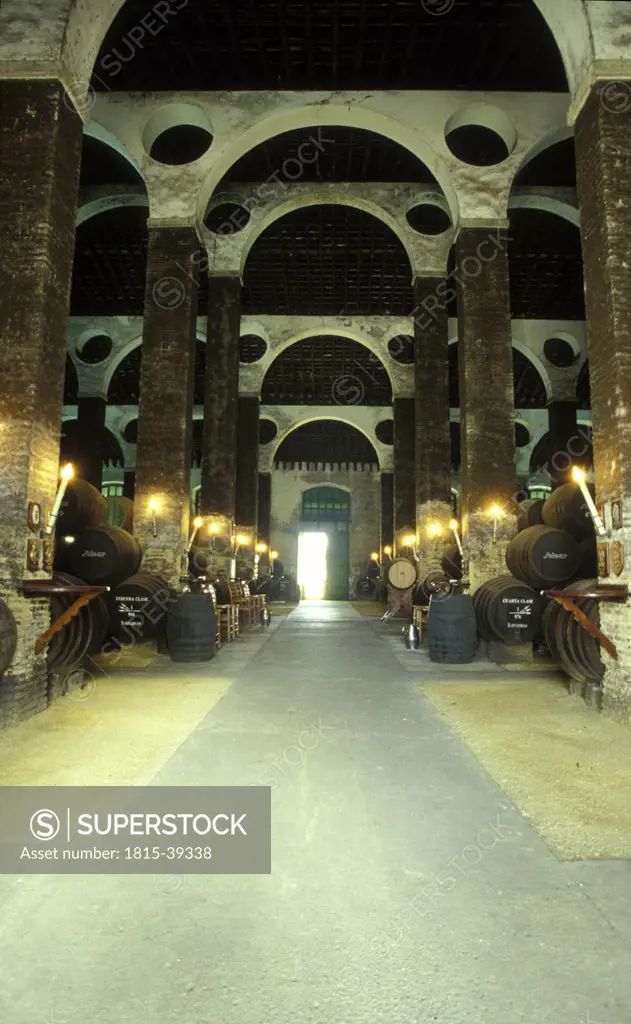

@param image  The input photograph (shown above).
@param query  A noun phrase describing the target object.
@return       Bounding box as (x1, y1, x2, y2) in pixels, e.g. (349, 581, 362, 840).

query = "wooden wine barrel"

(542, 579, 604, 684)
(107, 573, 174, 646)
(105, 495, 133, 532)
(413, 572, 451, 606)
(0, 599, 17, 675)
(516, 499, 545, 532)
(427, 594, 478, 664)
(56, 479, 108, 533)
(542, 482, 595, 540)
(167, 593, 216, 663)
(64, 525, 142, 587)
(387, 558, 417, 591)
(440, 545, 463, 580)
(189, 546, 212, 577)
(506, 525, 581, 589)
(47, 572, 98, 673)
(473, 576, 543, 646)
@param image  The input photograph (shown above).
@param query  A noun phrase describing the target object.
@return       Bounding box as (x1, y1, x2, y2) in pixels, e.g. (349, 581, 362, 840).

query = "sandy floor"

(422, 675, 631, 861)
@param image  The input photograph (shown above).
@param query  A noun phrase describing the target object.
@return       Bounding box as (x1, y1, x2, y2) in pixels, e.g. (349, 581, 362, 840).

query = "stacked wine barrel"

(541, 579, 604, 684)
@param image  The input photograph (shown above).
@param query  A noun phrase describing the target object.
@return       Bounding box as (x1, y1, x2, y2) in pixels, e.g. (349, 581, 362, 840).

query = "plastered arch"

(261, 327, 395, 396)
(77, 189, 149, 226)
(447, 336, 552, 402)
(508, 192, 580, 229)
(271, 414, 382, 469)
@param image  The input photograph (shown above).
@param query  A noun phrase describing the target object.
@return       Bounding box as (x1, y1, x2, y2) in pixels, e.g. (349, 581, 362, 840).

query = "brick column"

(547, 400, 579, 487)
(200, 276, 242, 541)
(0, 80, 82, 725)
(235, 395, 260, 576)
(575, 81, 631, 724)
(413, 277, 452, 573)
(134, 225, 199, 588)
(393, 399, 416, 550)
(257, 472, 272, 573)
(76, 396, 107, 490)
(380, 472, 394, 557)
(456, 227, 517, 591)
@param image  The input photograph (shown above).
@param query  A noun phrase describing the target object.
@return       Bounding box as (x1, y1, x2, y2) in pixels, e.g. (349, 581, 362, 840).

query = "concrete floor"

(1, 601, 630, 1024)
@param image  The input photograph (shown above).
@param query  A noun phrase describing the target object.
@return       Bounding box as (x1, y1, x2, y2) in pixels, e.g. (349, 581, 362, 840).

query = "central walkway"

(1, 602, 629, 1023)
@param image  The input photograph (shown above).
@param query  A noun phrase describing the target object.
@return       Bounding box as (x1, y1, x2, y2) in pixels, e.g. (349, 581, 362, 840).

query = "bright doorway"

(297, 532, 329, 599)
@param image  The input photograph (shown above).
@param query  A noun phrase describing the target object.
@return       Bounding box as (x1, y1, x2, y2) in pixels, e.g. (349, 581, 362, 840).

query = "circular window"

(259, 419, 278, 445)
(375, 420, 394, 445)
(206, 202, 251, 235)
(388, 336, 414, 364)
(77, 332, 112, 365)
(143, 104, 214, 166)
(406, 203, 452, 236)
(544, 336, 578, 368)
(240, 335, 267, 364)
(515, 422, 531, 448)
(445, 104, 516, 167)
(123, 419, 138, 444)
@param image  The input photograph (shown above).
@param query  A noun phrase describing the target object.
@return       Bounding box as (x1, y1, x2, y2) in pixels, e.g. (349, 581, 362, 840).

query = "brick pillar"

(257, 472, 272, 574)
(413, 277, 452, 574)
(393, 398, 416, 551)
(200, 276, 241, 549)
(0, 80, 82, 725)
(134, 225, 199, 588)
(575, 81, 631, 724)
(380, 472, 394, 557)
(235, 395, 260, 577)
(456, 227, 517, 591)
(76, 396, 107, 490)
(547, 400, 579, 487)
(123, 471, 135, 500)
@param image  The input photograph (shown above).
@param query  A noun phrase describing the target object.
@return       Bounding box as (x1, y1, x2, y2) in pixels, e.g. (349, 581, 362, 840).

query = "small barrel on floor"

(167, 592, 217, 662)
(426, 593, 478, 664)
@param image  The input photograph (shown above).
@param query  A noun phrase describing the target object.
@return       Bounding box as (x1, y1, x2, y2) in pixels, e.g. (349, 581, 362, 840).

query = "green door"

(301, 486, 350, 600)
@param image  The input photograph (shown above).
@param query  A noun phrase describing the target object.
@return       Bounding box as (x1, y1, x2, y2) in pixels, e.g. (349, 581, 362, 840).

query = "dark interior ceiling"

(513, 136, 576, 188)
(274, 421, 379, 467)
(261, 336, 392, 405)
(94, 0, 567, 92)
(243, 205, 413, 316)
(213, 126, 438, 191)
(79, 135, 144, 187)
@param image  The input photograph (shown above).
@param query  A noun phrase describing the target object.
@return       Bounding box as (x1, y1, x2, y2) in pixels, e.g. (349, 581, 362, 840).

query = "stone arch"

(239, 193, 415, 277)
(511, 126, 575, 188)
(77, 188, 149, 227)
(262, 328, 395, 396)
(197, 106, 457, 228)
(105, 337, 142, 398)
(531, 1, 593, 100)
(447, 337, 552, 405)
(83, 121, 142, 178)
(272, 415, 382, 469)
(508, 192, 580, 229)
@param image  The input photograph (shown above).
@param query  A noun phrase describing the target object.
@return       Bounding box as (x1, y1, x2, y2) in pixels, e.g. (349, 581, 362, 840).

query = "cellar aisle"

(0, 601, 630, 1024)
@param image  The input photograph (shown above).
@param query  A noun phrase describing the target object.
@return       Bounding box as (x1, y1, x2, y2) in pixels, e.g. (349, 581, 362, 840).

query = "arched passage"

(448, 339, 550, 408)
(273, 418, 380, 468)
(262, 335, 392, 406)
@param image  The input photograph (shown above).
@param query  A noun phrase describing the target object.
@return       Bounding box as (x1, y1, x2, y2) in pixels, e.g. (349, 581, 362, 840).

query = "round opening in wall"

(259, 419, 278, 445)
(240, 335, 267, 363)
(143, 104, 214, 165)
(406, 203, 452, 236)
(515, 422, 531, 448)
(445, 104, 516, 167)
(388, 335, 414, 364)
(77, 332, 113, 364)
(375, 419, 394, 446)
(544, 336, 579, 368)
(206, 202, 251, 235)
(122, 419, 138, 444)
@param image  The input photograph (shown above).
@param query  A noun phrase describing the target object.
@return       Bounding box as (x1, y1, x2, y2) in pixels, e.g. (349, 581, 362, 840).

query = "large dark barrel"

(506, 525, 581, 589)
(426, 594, 478, 664)
(516, 499, 545, 532)
(440, 545, 463, 579)
(473, 576, 543, 645)
(578, 537, 598, 578)
(64, 525, 142, 587)
(542, 482, 596, 540)
(542, 579, 604, 684)
(107, 573, 175, 647)
(105, 495, 134, 532)
(56, 479, 108, 534)
(167, 593, 216, 662)
(47, 572, 98, 673)
(0, 599, 17, 675)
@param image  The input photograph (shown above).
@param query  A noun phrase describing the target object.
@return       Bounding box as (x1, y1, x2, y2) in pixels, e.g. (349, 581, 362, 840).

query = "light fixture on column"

(148, 497, 161, 538)
(254, 541, 267, 579)
(45, 463, 74, 536)
(383, 545, 392, 558)
(427, 522, 443, 539)
(187, 516, 204, 554)
(487, 503, 504, 544)
(571, 467, 606, 537)
(270, 549, 279, 574)
(449, 519, 464, 559)
(403, 533, 419, 561)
